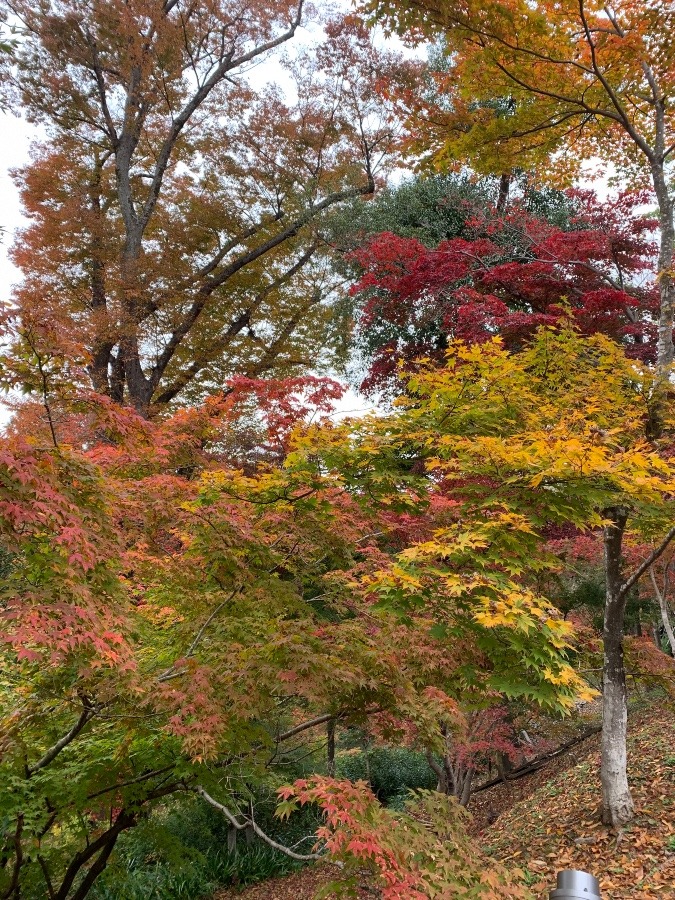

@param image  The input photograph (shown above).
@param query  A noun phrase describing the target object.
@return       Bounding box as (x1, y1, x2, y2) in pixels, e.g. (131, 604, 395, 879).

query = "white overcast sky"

(0, 111, 32, 304)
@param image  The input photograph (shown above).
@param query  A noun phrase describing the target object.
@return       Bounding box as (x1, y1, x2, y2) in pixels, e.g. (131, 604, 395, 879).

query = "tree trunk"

(496, 172, 511, 215)
(426, 750, 448, 794)
(601, 508, 635, 827)
(495, 752, 513, 785)
(227, 827, 237, 854)
(458, 767, 474, 807)
(427, 748, 473, 807)
(118, 232, 154, 417)
(53, 810, 136, 900)
(326, 720, 336, 777)
(650, 161, 675, 376)
(659, 601, 675, 657)
(85, 154, 113, 398)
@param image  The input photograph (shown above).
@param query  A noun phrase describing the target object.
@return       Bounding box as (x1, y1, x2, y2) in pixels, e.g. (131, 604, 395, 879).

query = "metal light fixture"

(550, 870, 602, 900)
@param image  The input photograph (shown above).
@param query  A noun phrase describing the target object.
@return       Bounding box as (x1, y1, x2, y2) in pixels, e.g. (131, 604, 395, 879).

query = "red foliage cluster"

(350, 191, 658, 394)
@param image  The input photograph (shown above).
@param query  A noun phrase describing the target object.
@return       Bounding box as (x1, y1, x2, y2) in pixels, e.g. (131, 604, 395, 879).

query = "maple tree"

(2, 0, 674, 894)
(276, 780, 532, 898)
(347, 189, 658, 394)
(3, 322, 671, 894)
(425, 704, 526, 806)
(0, 356, 592, 897)
(0, 1, 404, 417)
(319, 326, 675, 826)
(0, 395, 417, 896)
(367, 0, 675, 376)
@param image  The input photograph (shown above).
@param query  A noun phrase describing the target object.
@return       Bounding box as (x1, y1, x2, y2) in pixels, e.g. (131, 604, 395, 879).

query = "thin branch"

(276, 712, 337, 743)
(276, 707, 382, 743)
(194, 786, 322, 861)
(157, 588, 240, 682)
(37, 854, 55, 900)
(27, 705, 95, 776)
(139, 0, 306, 234)
(576, 0, 652, 157)
(152, 243, 318, 401)
(86, 765, 177, 802)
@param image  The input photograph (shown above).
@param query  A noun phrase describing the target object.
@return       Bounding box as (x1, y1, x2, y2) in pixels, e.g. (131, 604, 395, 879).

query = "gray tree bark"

(601, 507, 635, 827)
(650, 162, 675, 376)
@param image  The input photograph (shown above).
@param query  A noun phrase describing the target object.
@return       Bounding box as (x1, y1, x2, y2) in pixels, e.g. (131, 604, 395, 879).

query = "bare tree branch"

(194, 785, 323, 861)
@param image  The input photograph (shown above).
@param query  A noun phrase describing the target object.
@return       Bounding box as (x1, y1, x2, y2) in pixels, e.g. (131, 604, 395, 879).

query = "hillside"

(215, 706, 675, 899)
(482, 706, 675, 898)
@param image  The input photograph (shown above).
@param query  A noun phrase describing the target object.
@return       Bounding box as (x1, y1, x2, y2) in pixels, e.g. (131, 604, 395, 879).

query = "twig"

(158, 588, 240, 682)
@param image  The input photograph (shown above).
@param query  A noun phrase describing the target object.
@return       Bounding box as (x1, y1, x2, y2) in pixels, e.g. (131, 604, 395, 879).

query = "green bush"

(92, 842, 299, 900)
(336, 746, 437, 804)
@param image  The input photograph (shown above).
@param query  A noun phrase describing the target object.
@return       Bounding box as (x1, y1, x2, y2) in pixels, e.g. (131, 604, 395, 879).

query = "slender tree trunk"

(53, 810, 135, 900)
(326, 720, 336, 777)
(67, 831, 124, 900)
(650, 162, 675, 376)
(458, 767, 474, 807)
(649, 566, 675, 656)
(658, 601, 675, 657)
(653, 621, 661, 648)
(496, 172, 511, 215)
(426, 750, 448, 794)
(427, 749, 473, 806)
(86, 154, 113, 397)
(601, 508, 635, 827)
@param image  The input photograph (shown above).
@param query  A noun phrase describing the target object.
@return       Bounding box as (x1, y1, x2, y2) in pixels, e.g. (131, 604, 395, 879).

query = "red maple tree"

(349, 190, 658, 394)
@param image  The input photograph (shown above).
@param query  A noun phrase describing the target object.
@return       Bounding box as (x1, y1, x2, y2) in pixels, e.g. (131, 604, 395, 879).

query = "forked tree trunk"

(426, 746, 474, 807)
(601, 508, 635, 827)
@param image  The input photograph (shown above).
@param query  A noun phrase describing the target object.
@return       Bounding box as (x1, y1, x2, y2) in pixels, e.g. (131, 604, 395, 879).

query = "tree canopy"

(1, 1, 405, 416)
(1, 0, 675, 895)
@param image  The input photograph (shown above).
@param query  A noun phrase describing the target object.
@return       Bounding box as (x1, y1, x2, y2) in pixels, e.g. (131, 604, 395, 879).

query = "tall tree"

(367, 0, 675, 375)
(1, 1, 402, 416)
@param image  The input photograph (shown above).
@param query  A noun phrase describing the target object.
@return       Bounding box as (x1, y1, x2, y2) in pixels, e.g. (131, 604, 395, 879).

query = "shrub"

(335, 746, 437, 803)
